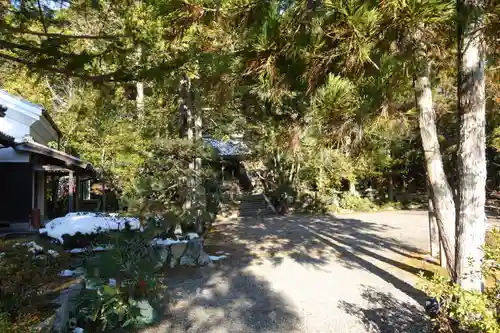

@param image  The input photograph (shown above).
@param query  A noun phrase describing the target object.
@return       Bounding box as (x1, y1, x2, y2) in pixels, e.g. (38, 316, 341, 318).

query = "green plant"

(134, 138, 220, 236)
(0, 240, 69, 321)
(421, 229, 500, 333)
(0, 312, 40, 333)
(76, 228, 167, 331)
(339, 193, 376, 211)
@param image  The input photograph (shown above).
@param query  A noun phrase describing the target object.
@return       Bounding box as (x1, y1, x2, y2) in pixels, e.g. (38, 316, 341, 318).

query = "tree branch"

(0, 52, 122, 81)
(0, 25, 131, 40)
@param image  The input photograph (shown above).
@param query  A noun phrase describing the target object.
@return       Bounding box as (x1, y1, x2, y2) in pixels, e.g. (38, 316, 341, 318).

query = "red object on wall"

(30, 208, 41, 230)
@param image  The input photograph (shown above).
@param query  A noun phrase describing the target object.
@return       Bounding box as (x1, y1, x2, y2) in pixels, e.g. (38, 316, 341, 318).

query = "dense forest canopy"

(0, 0, 499, 289)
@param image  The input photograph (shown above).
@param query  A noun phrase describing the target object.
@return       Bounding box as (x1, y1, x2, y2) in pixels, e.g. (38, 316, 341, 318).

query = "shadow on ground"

(211, 214, 430, 299)
(145, 213, 431, 332)
(338, 286, 428, 333)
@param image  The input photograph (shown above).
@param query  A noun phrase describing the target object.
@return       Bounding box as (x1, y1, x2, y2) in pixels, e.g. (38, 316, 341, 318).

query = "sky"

(11, 0, 69, 10)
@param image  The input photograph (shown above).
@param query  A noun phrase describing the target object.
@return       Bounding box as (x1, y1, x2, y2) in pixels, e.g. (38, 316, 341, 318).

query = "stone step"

(238, 194, 276, 217)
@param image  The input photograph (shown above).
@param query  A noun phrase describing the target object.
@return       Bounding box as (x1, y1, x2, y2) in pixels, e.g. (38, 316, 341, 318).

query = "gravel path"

(143, 211, 436, 333)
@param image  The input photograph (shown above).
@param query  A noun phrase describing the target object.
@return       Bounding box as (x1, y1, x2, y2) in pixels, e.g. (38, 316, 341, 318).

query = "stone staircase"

(238, 193, 276, 218)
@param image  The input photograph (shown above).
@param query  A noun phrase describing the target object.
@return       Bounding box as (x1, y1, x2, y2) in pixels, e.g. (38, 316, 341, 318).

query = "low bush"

(0, 237, 70, 332)
(75, 227, 167, 332)
(422, 229, 500, 333)
(338, 192, 376, 211)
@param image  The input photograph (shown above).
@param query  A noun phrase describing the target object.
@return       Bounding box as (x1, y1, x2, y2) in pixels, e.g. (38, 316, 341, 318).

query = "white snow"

(48, 249, 60, 257)
(59, 269, 75, 277)
(186, 232, 199, 240)
(93, 246, 110, 251)
(66, 245, 112, 254)
(209, 255, 228, 261)
(16, 241, 43, 253)
(40, 212, 141, 243)
(203, 138, 250, 156)
(68, 248, 85, 254)
(152, 238, 188, 246)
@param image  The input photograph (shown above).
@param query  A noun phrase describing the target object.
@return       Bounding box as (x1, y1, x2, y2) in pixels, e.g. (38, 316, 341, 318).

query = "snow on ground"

(40, 212, 141, 243)
(209, 254, 228, 261)
(15, 241, 43, 253)
(66, 245, 113, 254)
(59, 269, 75, 277)
(152, 238, 188, 246)
(186, 232, 200, 240)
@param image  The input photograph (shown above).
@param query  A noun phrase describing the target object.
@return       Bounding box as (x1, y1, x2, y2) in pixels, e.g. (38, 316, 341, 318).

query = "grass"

(407, 229, 500, 289)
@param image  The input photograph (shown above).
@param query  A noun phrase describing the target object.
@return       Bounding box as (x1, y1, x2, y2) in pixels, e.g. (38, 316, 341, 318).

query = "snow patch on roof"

(203, 138, 250, 156)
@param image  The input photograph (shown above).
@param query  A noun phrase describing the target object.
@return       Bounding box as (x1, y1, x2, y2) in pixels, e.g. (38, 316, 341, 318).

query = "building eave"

(14, 139, 94, 174)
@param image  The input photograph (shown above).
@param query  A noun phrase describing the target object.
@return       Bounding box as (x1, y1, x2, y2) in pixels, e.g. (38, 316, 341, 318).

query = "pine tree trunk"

(455, 0, 487, 291)
(415, 61, 456, 276)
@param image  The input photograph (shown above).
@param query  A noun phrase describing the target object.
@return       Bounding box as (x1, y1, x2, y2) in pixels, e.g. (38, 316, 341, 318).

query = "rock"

(198, 251, 212, 266)
(135, 300, 155, 325)
(33, 314, 56, 333)
(53, 280, 84, 333)
(179, 238, 212, 267)
(179, 238, 202, 266)
(169, 256, 176, 268)
(170, 242, 187, 260)
(155, 246, 170, 268)
(73, 267, 86, 276)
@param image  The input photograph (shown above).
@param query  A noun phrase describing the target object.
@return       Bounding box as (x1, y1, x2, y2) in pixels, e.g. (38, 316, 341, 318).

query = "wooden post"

(102, 181, 107, 212)
(75, 174, 80, 212)
(68, 170, 74, 212)
(36, 171, 46, 222)
(51, 175, 58, 218)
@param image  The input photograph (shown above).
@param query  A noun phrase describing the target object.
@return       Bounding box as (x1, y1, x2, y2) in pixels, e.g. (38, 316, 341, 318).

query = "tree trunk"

(193, 84, 205, 236)
(179, 73, 195, 216)
(415, 60, 456, 277)
(179, 76, 188, 138)
(186, 77, 194, 212)
(427, 181, 440, 258)
(135, 34, 144, 120)
(455, 0, 487, 291)
(136, 80, 144, 119)
(388, 176, 394, 202)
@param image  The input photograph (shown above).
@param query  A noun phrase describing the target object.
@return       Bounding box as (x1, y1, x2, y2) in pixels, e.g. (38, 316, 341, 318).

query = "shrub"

(421, 229, 500, 333)
(0, 239, 69, 321)
(133, 138, 221, 236)
(76, 228, 167, 331)
(0, 312, 40, 333)
(339, 193, 376, 211)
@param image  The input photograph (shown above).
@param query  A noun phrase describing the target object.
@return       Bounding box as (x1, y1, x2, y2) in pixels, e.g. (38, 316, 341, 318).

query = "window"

(80, 179, 91, 200)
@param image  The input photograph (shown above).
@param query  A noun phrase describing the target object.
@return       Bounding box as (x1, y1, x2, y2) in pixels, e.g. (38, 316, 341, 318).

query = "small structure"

(0, 90, 95, 229)
(203, 135, 253, 191)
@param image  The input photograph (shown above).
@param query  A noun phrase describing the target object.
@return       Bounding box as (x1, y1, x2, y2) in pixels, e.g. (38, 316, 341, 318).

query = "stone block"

(170, 242, 187, 260)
